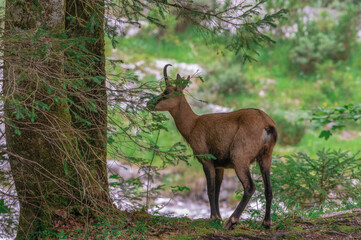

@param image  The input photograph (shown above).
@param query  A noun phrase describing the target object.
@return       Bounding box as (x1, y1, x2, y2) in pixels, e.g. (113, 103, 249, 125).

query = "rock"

(107, 160, 139, 180)
(320, 208, 361, 218)
(258, 90, 266, 97)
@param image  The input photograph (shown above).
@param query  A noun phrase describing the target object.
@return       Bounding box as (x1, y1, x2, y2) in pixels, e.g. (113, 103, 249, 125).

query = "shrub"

(271, 114, 305, 146)
(271, 149, 361, 208)
(202, 63, 254, 97)
(290, 9, 358, 74)
(290, 32, 344, 73)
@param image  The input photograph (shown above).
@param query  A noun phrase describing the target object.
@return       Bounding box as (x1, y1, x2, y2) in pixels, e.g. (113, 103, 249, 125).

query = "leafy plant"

(290, 9, 358, 74)
(310, 104, 361, 140)
(271, 149, 361, 208)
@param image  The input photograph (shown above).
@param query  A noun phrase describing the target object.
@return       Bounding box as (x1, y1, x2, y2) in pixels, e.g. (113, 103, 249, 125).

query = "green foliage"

(145, 11, 181, 43)
(271, 149, 361, 207)
(107, 109, 192, 168)
(171, 185, 190, 193)
(196, 153, 217, 162)
(311, 104, 361, 140)
(108, 0, 287, 62)
(201, 62, 255, 97)
(271, 114, 305, 146)
(109, 174, 149, 208)
(290, 32, 344, 73)
(290, 8, 358, 74)
(223, 4, 288, 62)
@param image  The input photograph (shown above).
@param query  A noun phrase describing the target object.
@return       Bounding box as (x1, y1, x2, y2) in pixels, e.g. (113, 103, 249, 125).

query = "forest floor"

(48, 207, 361, 239)
(155, 208, 361, 240)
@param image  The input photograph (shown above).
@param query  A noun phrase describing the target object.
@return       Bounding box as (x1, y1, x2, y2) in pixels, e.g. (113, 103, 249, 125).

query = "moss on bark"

(65, 0, 110, 202)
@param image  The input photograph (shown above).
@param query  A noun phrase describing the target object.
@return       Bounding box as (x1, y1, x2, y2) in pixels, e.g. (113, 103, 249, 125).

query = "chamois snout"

(146, 95, 162, 111)
(147, 88, 176, 111)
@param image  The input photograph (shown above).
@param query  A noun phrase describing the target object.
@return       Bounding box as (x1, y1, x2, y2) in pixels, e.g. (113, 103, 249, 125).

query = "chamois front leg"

(201, 160, 220, 220)
(215, 168, 224, 219)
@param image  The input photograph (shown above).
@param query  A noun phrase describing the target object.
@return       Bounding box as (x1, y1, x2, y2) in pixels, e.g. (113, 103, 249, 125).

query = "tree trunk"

(4, 1, 75, 239)
(65, 0, 110, 202)
(3, 0, 111, 238)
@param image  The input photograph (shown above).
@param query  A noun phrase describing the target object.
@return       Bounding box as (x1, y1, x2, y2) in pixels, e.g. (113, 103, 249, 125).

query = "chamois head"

(148, 64, 190, 111)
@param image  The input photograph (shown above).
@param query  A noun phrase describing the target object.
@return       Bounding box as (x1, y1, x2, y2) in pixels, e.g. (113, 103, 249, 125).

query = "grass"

(105, 27, 225, 65)
(276, 131, 361, 156)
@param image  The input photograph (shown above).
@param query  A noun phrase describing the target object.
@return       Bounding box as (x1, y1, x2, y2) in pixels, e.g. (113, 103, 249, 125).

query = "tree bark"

(4, 1, 75, 239)
(65, 0, 110, 202)
(4, 0, 111, 238)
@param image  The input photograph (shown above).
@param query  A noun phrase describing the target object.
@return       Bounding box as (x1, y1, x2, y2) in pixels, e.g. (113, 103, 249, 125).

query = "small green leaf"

(110, 174, 123, 180)
(171, 185, 190, 193)
(0, 199, 10, 214)
(203, 153, 217, 160)
(319, 130, 332, 140)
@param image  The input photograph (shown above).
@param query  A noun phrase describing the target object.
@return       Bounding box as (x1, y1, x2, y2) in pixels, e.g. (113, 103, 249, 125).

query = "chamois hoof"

(223, 217, 238, 230)
(262, 220, 272, 229)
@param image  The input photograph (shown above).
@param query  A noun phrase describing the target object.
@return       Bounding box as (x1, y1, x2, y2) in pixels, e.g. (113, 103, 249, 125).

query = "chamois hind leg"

(258, 153, 273, 229)
(201, 160, 219, 220)
(224, 164, 255, 230)
(215, 168, 224, 219)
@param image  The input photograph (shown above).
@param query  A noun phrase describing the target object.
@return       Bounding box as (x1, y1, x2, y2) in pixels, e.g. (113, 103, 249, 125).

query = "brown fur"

(149, 65, 277, 230)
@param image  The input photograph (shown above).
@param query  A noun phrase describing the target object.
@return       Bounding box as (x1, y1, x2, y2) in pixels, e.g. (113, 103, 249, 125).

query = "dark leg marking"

(224, 167, 255, 230)
(215, 168, 224, 219)
(202, 161, 218, 220)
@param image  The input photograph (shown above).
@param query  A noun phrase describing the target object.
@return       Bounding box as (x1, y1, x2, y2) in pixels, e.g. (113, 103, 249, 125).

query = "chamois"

(147, 64, 277, 230)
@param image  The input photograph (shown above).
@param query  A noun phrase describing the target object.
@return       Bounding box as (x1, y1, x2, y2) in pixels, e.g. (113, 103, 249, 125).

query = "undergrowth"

(34, 200, 361, 239)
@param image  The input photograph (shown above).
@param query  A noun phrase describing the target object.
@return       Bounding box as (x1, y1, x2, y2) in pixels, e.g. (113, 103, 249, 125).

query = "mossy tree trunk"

(3, 0, 111, 239)
(65, 0, 110, 202)
(4, 1, 75, 239)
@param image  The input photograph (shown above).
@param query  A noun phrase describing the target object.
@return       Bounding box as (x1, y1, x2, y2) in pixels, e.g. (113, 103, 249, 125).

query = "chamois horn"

(163, 64, 172, 86)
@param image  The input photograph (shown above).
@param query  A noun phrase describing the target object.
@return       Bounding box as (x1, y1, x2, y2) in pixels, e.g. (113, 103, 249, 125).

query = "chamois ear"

(180, 75, 191, 90)
(176, 73, 181, 79)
